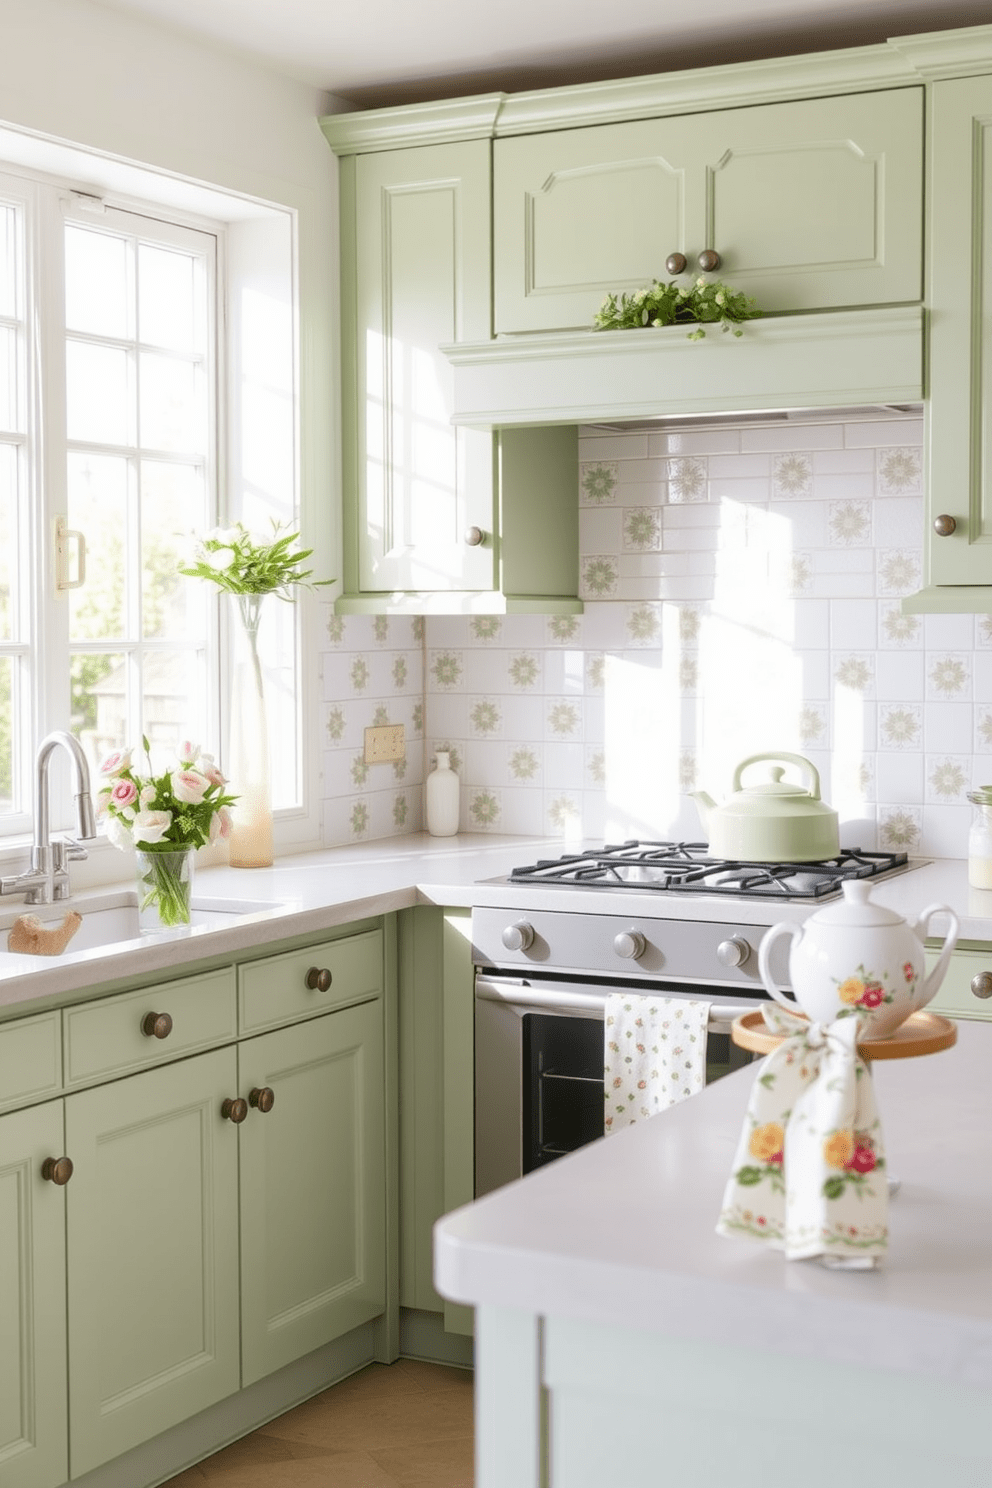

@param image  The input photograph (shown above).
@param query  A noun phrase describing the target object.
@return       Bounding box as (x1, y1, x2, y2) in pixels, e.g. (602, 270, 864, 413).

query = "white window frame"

(0, 143, 312, 876)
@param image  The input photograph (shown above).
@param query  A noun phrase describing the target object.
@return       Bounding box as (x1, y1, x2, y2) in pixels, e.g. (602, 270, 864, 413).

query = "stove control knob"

(614, 930, 646, 961)
(502, 920, 535, 952)
(717, 937, 751, 968)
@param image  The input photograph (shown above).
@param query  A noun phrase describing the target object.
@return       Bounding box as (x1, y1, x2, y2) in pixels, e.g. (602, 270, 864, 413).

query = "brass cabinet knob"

(249, 1086, 275, 1113)
(933, 514, 957, 536)
(305, 966, 332, 992)
(697, 249, 722, 272)
(970, 971, 992, 999)
(665, 252, 687, 275)
(141, 1011, 173, 1040)
(221, 1097, 248, 1124)
(42, 1156, 73, 1185)
(464, 526, 486, 547)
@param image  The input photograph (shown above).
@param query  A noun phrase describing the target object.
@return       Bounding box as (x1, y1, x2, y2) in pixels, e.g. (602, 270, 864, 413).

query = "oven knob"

(501, 920, 535, 952)
(716, 937, 751, 968)
(614, 930, 646, 961)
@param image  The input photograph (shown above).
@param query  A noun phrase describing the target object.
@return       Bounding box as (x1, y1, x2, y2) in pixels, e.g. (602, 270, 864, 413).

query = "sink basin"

(0, 890, 277, 957)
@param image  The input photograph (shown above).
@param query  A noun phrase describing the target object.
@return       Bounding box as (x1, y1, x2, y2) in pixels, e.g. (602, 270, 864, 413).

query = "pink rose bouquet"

(97, 737, 238, 927)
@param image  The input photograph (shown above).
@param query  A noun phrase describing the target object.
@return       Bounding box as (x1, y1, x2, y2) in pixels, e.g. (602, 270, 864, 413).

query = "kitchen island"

(435, 1014, 992, 1488)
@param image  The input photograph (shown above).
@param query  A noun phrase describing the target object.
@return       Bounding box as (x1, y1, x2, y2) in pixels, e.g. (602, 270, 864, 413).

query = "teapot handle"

(912, 903, 960, 1011)
(732, 751, 821, 801)
(757, 921, 804, 1010)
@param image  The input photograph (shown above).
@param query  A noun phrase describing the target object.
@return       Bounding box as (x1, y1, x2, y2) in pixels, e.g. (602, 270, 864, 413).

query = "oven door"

(474, 974, 758, 1199)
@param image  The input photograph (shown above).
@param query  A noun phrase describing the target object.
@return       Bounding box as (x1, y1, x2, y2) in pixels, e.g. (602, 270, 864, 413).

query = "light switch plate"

(364, 724, 405, 764)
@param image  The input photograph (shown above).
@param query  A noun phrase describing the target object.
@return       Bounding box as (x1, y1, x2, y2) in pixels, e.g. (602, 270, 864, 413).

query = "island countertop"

(435, 1015, 992, 1391)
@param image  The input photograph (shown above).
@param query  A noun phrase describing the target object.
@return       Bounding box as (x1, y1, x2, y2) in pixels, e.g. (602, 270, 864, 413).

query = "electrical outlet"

(364, 724, 405, 765)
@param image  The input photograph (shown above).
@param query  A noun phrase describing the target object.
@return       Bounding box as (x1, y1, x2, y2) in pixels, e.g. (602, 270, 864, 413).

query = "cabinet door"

(351, 140, 494, 595)
(65, 1047, 241, 1478)
(494, 88, 922, 332)
(920, 76, 992, 592)
(238, 999, 385, 1386)
(0, 1101, 68, 1488)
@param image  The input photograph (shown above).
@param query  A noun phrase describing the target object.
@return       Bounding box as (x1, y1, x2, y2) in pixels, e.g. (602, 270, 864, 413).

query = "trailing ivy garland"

(593, 275, 760, 340)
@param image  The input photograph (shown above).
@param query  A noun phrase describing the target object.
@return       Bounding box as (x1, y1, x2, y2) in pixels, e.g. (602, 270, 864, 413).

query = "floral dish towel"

(716, 1004, 888, 1263)
(604, 994, 711, 1132)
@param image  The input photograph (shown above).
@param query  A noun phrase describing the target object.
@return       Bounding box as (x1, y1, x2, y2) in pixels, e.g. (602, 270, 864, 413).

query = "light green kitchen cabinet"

(64, 1046, 242, 1478)
(494, 88, 923, 334)
(0, 1100, 68, 1488)
(397, 906, 474, 1341)
(338, 139, 580, 613)
(238, 999, 385, 1386)
(925, 942, 992, 1022)
(904, 75, 992, 613)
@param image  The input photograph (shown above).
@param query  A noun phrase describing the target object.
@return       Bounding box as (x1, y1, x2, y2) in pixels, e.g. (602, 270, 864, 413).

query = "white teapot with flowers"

(757, 880, 960, 1038)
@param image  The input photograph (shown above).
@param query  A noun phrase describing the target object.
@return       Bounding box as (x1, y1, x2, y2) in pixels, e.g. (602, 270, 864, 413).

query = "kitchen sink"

(0, 889, 277, 958)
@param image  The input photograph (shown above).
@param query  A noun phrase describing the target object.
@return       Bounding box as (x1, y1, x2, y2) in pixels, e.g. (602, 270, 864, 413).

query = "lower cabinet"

(0, 924, 388, 1488)
(239, 1002, 385, 1386)
(0, 1101, 69, 1488)
(926, 942, 992, 1022)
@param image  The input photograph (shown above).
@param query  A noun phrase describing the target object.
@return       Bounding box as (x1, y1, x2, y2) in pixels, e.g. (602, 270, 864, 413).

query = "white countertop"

(2, 837, 990, 1017)
(434, 1016, 992, 1390)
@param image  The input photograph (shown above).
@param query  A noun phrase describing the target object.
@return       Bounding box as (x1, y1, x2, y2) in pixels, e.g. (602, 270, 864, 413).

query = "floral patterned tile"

(876, 446, 923, 495)
(772, 452, 813, 498)
(580, 461, 619, 504)
(828, 500, 872, 546)
(877, 805, 922, 849)
(926, 755, 970, 802)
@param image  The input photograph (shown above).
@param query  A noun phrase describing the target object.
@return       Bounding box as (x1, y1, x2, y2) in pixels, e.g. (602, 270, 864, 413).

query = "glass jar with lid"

(967, 786, 992, 888)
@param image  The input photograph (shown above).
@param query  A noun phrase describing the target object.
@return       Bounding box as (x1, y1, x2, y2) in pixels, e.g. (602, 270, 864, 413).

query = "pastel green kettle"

(691, 752, 840, 863)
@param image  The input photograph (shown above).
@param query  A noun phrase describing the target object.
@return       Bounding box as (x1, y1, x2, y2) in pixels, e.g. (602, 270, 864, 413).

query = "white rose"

(103, 813, 133, 852)
(139, 785, 157, 806)
(132, 810, 173, 846)
(171, 769, 208, 805)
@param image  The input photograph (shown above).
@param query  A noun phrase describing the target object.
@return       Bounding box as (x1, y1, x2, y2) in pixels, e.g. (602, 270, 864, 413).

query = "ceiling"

(90, 0, 992, 106)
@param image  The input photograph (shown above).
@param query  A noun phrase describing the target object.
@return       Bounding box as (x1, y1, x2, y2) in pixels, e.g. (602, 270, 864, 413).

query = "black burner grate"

(507, 841, 909, 900)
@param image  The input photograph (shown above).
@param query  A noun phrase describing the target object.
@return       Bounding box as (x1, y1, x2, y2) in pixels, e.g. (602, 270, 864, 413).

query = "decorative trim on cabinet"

(321, 93, 505, 154)
(889, 24, 992, 79)
(442, 306, 924, 428)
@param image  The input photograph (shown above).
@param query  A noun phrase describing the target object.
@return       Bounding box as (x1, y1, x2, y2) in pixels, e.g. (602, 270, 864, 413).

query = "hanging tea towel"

(604, 993, 711, 1133)
(716, 1004, 888, 1263)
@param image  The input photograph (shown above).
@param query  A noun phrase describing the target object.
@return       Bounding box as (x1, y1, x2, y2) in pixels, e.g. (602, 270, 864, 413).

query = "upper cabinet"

(494, 89, 924, 334)
(336, 138, 580, 613)
(904, 73, 992, 613)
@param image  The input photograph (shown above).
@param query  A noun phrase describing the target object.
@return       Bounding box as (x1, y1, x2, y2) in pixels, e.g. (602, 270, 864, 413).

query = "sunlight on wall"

(603, 653, 680, 839)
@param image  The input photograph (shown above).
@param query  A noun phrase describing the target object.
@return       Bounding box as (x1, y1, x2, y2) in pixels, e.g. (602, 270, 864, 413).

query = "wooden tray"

(731, 1008, 957, 1061)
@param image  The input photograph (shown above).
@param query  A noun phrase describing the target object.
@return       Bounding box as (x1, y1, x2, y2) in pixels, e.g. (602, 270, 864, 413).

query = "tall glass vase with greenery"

(179, 522, 330, 868)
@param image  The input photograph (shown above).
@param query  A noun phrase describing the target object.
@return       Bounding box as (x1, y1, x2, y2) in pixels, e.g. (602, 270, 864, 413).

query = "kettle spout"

(690, 790, 716, 832)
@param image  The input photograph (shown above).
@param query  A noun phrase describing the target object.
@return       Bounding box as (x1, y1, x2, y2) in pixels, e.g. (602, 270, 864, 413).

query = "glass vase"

(135, 847, 194, 934)
(228, 594, 274, 868)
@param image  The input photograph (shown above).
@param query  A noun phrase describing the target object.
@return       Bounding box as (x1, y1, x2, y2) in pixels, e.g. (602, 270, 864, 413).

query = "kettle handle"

(732, 752, 821, 800)
(757, 921, 804, 1010)
(912, 903, 960, 1011)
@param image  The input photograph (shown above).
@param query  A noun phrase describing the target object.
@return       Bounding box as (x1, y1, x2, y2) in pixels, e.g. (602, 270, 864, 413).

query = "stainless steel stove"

(471, 839, 917, 1196)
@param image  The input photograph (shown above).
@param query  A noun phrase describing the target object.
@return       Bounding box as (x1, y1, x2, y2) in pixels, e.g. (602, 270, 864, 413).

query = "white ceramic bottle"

(426, 751, 459, 837)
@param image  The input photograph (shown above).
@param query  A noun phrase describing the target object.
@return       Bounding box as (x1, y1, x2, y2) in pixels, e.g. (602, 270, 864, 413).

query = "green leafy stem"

(593, 276, 760, 339)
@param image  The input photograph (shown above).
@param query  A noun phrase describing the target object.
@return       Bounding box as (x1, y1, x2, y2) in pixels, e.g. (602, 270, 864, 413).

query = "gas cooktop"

(503, 841, 911, 901)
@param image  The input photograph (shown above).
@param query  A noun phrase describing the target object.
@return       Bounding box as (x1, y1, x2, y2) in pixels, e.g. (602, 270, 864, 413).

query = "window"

(0, 173, 219, 838)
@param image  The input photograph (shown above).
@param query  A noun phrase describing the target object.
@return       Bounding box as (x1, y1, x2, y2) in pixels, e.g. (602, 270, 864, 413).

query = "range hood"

(443, 305, 923, 429)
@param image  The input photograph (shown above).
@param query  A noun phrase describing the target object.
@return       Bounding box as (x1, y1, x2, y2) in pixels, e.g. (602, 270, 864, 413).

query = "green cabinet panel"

(347, 139, 494, 598)
(0, 1011, 61, 1116)
(340, 142, 580, 613)
(238, 1001, 386, 1386)
(397, 907, 474, 1336)
(494, 88, 923, 333)
(0, 1101, 68, 1488)
(65, 1048, 241, 1478)
(906, 75, 992, 608)
(925, 943, 992, 1022)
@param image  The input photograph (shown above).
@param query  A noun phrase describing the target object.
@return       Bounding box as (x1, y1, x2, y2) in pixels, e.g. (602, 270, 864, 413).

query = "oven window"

(522, 1013, 605, 1175)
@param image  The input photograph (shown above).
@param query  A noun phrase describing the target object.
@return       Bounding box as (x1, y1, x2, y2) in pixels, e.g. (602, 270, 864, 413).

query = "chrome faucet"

(0, 731, 98, 905)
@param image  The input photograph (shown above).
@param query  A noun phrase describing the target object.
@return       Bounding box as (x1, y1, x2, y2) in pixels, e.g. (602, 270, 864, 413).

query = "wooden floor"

(162, 1360, 474, 1487)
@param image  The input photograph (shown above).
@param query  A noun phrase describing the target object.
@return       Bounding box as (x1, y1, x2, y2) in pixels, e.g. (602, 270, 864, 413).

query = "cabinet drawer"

(239, 930, 383, 1034)
(0, 1009, 62, 1113)
(62, 967, 237, 1086)
(925, 945, 992, 1022)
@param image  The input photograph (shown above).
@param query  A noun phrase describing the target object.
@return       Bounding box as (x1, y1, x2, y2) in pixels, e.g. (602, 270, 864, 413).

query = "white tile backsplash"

(316, 413, 984, 857)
